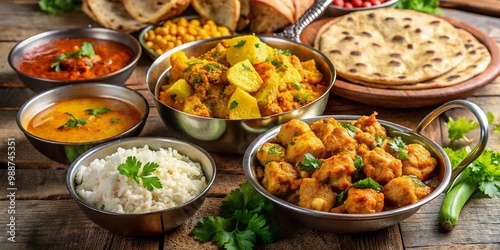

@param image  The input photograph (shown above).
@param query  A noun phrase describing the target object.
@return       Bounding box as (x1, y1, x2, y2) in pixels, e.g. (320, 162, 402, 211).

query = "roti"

(315, 8, 466, 85)
(344, 28, 492, 90)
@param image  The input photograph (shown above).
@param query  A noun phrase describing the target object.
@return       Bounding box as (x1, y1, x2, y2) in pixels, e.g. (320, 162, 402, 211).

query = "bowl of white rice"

(66, 137, 216, 236)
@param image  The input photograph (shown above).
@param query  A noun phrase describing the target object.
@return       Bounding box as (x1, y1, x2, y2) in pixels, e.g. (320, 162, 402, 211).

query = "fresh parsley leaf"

(205, 63, 218, 72)
(394, 0, 443, 15)
(267, 145, 283, 156)
(192, 182, 277, 249)
(234, 40, 247, 48)
(229, 100, 239, 110)
(58, 112, 87, 129)
(445, 117, 478, 146)
(39, 0, 81, 15)
(388, 136, 408, 160)
(117, 156, 162, 191)
(51, 42, 94, 72)
(110, 117, 119, 123)
(85, 107, 111, 116)
(352, 155, 364, 181)
(341, 123, 357, 137)
(298, 153, 322, 171)
(374, 135, 386, 148)
(335, 177, 383, 206)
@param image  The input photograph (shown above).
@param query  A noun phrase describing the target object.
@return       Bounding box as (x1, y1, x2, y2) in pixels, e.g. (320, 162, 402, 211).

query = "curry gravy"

(27, 97, 142, 142)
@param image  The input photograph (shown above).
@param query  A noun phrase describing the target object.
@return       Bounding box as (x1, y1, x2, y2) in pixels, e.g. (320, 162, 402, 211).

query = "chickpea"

(143, 17, 233, 56)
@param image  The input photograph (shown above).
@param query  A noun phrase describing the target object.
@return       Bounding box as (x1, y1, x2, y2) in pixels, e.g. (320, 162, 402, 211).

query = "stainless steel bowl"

(243, 100, 489, 233)
(147, 36, 336, 154)
(66, 137, 216, 236)
(16, 83, 149, 164)
(325, 0, 400, 17)
(8, 27, 141, 93)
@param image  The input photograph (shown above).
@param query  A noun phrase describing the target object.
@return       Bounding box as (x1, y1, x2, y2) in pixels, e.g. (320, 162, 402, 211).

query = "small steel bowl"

(147, 36, 336, 154)
(243, 100, 488, 233)
(16, 83, 149, 164)
(325, 0, 400, 17)
(8, 27, 141, 93)
(66, 137, 216, 236)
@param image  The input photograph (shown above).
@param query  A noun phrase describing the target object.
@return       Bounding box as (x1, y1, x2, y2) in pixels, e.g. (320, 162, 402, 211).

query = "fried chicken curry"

(255, 113, 439, 214)
(158, 35, 328, 119)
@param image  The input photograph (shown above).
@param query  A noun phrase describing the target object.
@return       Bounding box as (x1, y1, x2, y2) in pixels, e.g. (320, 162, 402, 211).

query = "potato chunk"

(256, 142, 286, 166)
(227, 59, 263, 92)
(163, 79, 193, 101)
(225, 35, 268, 66)
(228, 87, 261, 119)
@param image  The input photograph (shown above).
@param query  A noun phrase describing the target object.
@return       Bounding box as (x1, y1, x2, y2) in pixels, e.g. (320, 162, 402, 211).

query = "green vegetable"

(335, 178, 383, 206)
(298, 153, 322, 171)
(439, 112, 500, 231)
(394, 0, 443, 15)
(39, 0, 81, 15)
(51, 42, 94, 72)
(117, 156, 163, 191)
(229, 100, 239, 110)
(58, 112, 88, 129)
(85, 107, 111, 116)
(192, 182, 277, 250)
(388, 136, 408, 160)
(234, 40, 247, 48)
(110, 117, 119, 123)
(445, 117, 479, 148)
(341, 123, 357, 137)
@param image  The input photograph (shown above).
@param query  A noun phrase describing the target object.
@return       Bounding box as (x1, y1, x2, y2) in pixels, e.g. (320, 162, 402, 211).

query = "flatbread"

(315, 8, 466, 85)
(86, 0, 148, 33)
(345, 29, 492, 90)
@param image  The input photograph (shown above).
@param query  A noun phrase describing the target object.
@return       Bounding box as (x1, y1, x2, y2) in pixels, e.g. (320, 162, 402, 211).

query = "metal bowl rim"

(8, 27, 142, 83)
(146, 35, 336, 121)
(16, 82, 150, 146)
(66, 136, 217, 217)
(243, 114, 452, 220)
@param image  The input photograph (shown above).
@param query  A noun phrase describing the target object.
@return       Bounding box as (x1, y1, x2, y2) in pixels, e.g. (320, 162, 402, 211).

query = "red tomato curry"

(19, 38, 133, 81)
(27, 97, 143, 142)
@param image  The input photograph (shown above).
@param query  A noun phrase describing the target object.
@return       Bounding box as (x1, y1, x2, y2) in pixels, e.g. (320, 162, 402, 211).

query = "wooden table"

(1, 2, 499, 249)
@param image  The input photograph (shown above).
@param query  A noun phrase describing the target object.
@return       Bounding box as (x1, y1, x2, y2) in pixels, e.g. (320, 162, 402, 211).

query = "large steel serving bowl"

(325, 0, 400, 17)
(8, 27, 141, 93)
(147, 36, 336, 154)
(66, 137, 216, 236)
(16, 83, 149, 164)
(243, 100, 489, 233)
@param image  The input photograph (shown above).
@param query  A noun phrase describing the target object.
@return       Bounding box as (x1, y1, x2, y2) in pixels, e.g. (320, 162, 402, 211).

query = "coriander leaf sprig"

(388, 136, 408, 160)
(58, 112, 88, 129)
(192, 182, 277, 249)
(85, 107, 111, 116)
(51, 42, 94, 72)
(117, 156, 163, 191)
(298, 153, 322, 171)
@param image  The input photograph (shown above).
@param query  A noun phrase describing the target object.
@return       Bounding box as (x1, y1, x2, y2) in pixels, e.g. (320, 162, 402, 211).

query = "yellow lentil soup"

(27, 97, 142, 142)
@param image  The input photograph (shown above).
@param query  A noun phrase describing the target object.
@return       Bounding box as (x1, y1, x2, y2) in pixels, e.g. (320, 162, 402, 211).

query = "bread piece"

(292, 0, 314, 21)
(316, 8, 465, 85)
(191, 0, 240, 31)
(122, 0, 191, 24)
(345, 28, 492, 90)
(249, 0, 295, 34)
(85, 0, 148, 33)
(236, 0, 250, 31)
(81, 0, 98, 23)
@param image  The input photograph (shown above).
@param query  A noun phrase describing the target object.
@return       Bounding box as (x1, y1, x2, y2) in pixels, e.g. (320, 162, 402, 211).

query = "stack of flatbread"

(315, 8, 491, 90)
(82, 0, 191, 33)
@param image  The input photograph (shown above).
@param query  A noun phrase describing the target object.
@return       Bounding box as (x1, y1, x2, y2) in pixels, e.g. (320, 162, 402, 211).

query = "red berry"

(362, 2, 372, 7)
(352, 0, 363, 7)
(333, 0, 344, 6)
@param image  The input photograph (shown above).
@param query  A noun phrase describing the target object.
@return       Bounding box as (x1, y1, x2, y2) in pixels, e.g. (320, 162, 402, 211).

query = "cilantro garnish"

(183, 60, 199, 72)
(51, 42, 94, 72)
(268, 145, 283, 156)
(275, 49, 291, 56)
(341, 123, 357, 137)
(205, 63, 218, 72)
(229, 100, 239, 110)
(298, 153, 322, 171)
(110, 117, 119, 123)
(388, 136, 408, 160)
(192, 182, 277, 249)
(374, 135, 387, 148)
(335, 177, 383, 206)
(353, 155, 364, 180)
(292, 82, 301, 90)
(117, 156, 163, 191)
(233, 40, 247, 48)
(445, 117, 479, 147)
(254, 43, 260, 48)
(242, 63, 251, 71)
(85, 107, 110, 116)
(211, 51, 220, 57)
(58, 112, 88, 129)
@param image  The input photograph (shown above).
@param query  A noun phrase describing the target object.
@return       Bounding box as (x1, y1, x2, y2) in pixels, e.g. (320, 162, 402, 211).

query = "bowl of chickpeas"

(139, 16, 233, 60)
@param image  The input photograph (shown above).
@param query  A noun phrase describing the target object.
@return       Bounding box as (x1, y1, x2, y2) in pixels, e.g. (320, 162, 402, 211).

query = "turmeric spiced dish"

(254, 113, 439, 214)
(158, 35, 328, 119)
(19, 38, 134, 81)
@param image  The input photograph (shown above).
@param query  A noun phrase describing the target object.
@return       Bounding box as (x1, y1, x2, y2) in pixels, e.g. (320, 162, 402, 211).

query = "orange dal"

(27, 97, 142, 142)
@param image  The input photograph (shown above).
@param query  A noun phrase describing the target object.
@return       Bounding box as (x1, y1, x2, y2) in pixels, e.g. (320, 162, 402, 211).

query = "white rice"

(75, 145, 207, 214)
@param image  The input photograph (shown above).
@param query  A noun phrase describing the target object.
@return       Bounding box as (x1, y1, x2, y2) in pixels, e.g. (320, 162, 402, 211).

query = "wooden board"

(440, 0, 500, 18)
(300, 16, 500, 108)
